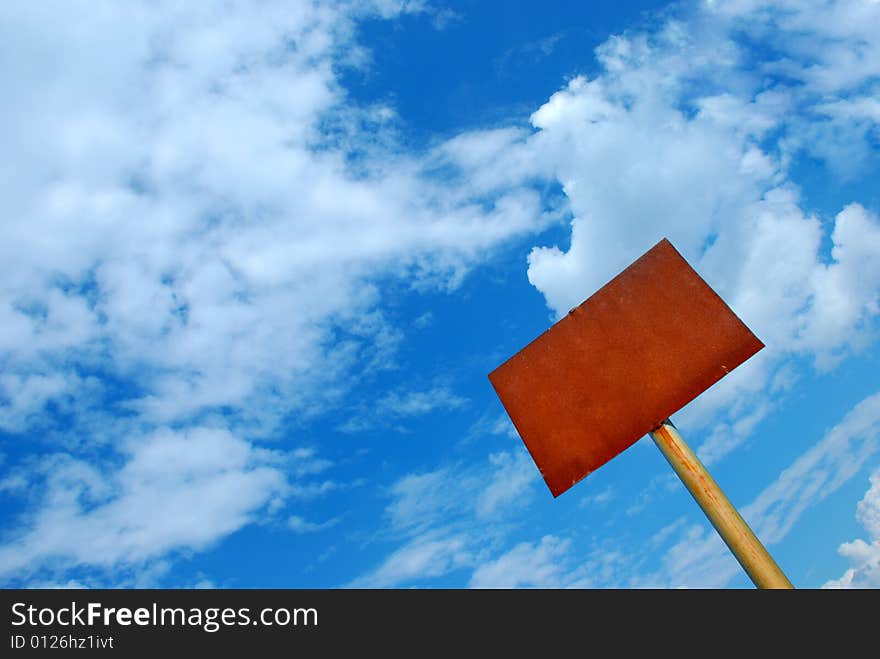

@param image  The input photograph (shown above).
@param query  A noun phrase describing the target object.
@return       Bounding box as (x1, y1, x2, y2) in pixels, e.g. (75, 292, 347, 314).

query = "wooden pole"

(649, 419, 793, 589)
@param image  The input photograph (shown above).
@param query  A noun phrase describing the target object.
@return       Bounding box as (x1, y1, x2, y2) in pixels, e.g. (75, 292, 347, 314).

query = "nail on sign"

(488, 238, 764, 497)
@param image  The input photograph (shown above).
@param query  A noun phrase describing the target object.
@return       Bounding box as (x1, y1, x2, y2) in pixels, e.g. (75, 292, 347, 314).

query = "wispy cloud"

(353, 447, 540, 587)
(579, 486, 614, 509)
(353, 534, 472, 588)
(643, 391, 880, 587)
(288, 515, 340, 535)
(337, 384, 468, 434)
(494, 30, 569, 78)
(377, 387, 468, 418)
(475, 451, 538, 518)
(470, 536, 572, 588)
(466, 411, 519, 443)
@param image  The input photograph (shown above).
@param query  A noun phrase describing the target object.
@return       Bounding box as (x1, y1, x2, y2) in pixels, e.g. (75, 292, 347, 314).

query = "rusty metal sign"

(489, 238, 764, 497)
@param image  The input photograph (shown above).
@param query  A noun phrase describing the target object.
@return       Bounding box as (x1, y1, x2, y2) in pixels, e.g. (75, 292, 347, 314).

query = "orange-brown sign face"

(488, 238, 764, 497)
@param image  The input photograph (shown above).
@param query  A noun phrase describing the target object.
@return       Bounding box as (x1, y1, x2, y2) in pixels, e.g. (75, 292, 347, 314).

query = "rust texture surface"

(488, 238, 764, 497)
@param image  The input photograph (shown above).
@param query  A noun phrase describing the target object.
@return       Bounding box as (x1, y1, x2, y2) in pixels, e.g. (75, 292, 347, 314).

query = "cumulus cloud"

(824, 469, 880, 588)
(0, 427, 287, 581)
(800, 203, 880, 367)
(0, 0, 549, 430)
(3, 0, 879, 588)
(522, 22, 879, 352)
(354, 0, 880, 590)
(0, 1, 557, 582)
(451, 0, 880, 457)
(342, 0, 880, 590)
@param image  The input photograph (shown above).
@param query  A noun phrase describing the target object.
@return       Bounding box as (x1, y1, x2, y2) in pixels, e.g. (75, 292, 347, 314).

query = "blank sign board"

(489, 238, 764, 497)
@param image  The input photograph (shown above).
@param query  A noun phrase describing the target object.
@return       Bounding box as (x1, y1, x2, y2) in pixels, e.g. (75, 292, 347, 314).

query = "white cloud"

(355, 447, 540, 586)
(745, 393, 880, 546)
(707, 1, 880, 96)
(0, 373, 70, 432)
(473, 0, 880, 458)
(799, 204, 880, 367)
(470, 536, 571, 588)
(470, 536, 632, 588)
(824, 469, 880, 588)
(354, 0, 880, 590)
(0, 427, 286, 580)
(646, 391, 880, 587)
(0, 1, 554, 581)
(3, 0, 879, 589)
(1, 0, 548, 402)
(430, 127, 548, 199)
(522, 25, 879, 358)
(475, 451, 538, 518)
(384, 467, 476, 536)
(465, 412, 519, 443)
(360, 387, 880, 589)
(412, 311, 434, 329)
(288, 515, 340, 534)
(377, 386, 468, 418)
(288, 447, 334, 479)
(697, 401, 772, 466)
(287, 480, 342, 501)
(337, 384, 469, 433)
(352, 534, 472, 587)
(579, 486, 614, 509)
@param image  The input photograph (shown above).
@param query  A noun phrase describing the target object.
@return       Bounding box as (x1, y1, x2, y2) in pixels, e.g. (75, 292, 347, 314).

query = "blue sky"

(1, 0, 879, 588)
